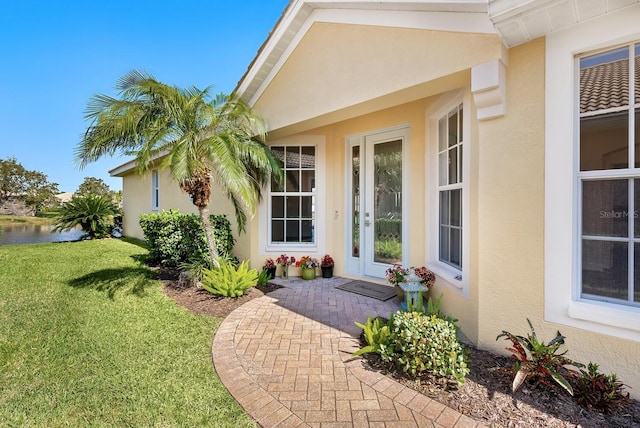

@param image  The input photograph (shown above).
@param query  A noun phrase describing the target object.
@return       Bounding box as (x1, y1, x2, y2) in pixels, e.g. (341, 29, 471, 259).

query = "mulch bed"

(157, 268, 640, 427)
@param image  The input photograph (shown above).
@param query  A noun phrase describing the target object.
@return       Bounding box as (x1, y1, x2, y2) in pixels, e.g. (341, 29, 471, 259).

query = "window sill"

(265, 243, 317, 254)
(428, 262, 463, 290)
(568, 300, 640, 333)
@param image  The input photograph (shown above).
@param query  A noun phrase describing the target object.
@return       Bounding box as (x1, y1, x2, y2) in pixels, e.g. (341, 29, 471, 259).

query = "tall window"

(579, 43, 640, 307)
(151, 169, 159, 211)
(438, 104, 463, 270)
(270, 146, 316, 244)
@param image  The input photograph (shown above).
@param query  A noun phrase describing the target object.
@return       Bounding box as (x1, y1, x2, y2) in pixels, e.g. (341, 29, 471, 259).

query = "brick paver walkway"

(212, 277, 484, 427)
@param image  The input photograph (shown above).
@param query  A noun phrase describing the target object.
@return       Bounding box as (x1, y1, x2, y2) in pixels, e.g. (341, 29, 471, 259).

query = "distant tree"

(53, 195, 120, 239)
(0, 157, 27, 202)
(75, 70, 282, 265)
(76, 177, 112, 198)
(0, 157, 59, 215)
(23, 170, 59, 214)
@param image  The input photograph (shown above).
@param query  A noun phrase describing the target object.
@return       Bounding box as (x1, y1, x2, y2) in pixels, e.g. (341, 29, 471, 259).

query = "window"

(438, 104, 463, 271)
(545, 12, 640, 339)
(151, 169, 159, 211)
(579, 44, 640, 308)
(269, 145, 316, 244)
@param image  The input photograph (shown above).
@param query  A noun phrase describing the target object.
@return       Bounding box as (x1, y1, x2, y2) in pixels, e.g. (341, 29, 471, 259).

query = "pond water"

(0, 223, 85, 245)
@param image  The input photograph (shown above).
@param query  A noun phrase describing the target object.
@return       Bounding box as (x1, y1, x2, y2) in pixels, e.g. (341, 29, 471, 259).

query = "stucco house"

(110, 0, 640, 397)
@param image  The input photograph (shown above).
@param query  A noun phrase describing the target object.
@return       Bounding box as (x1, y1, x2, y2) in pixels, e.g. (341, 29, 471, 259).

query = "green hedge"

(139, 209, 235, 267)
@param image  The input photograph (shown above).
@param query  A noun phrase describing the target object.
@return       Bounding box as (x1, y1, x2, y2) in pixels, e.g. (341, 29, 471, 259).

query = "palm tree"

(53, 195, 120, 240)
(75, 70, 282, 264)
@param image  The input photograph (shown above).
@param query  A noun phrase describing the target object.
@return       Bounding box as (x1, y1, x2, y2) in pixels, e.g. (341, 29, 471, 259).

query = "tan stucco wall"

(119, 166, 251, 261)
(255, 22, 504, 133)
(475, 38, 547, 350)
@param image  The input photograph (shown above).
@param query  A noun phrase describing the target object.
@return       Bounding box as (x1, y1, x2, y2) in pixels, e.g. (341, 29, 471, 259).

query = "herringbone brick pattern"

(212, 277, 485, 427)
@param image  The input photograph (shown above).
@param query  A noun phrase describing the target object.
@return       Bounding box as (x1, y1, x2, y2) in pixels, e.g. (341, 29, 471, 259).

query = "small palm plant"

(496, 319, 583, 395)
(53, 195, 120, 240)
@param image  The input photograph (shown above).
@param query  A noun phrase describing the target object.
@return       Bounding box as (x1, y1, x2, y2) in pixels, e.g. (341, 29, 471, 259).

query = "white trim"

(259, 135, 326, 256)
(425, 89, 471, 298)
(545, 5, 640, 341)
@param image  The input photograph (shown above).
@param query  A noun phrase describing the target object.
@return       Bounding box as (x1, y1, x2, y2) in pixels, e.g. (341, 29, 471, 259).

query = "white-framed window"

(151, 169, 159, 211)
(578, 43, 640, 308)
(427, 91, 470, 296)
(438, 104, 463, 271)
(269, 145, 317, 245)
(545, 7, 640, 341)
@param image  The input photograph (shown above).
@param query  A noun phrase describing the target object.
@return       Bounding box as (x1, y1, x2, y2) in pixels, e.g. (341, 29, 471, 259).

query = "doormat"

(335, 281, 396, 301)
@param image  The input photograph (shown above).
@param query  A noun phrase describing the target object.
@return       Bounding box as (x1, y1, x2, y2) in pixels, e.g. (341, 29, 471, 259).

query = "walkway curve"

(212, 277, 485, 427)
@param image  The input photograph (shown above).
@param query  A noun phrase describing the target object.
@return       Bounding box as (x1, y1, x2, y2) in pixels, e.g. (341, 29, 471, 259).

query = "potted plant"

(296, 255, 319, 280)
(262, 258, 276, 280)
(320, 254, 334, 278)
(276, 254, 296, 280)
(385, 264, 436, 299)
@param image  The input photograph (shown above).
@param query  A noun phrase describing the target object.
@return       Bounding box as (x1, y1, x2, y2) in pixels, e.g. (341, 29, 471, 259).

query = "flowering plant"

(276, 254, 296, 266)
(385, 265, 435, 289)
(295, 255, 319, 269)
(263, 258, 276, 269)
(320, 254, 334, 267)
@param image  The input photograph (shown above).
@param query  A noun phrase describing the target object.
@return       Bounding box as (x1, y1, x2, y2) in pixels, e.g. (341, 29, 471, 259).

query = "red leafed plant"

(496, 319, 583, 396)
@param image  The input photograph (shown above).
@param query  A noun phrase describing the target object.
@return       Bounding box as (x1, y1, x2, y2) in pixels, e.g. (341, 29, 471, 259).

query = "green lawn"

(0, 239, 255, 427)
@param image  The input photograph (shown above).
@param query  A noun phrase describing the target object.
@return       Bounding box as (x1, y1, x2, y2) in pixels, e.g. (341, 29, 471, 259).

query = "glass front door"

(357, 129, 405, 278)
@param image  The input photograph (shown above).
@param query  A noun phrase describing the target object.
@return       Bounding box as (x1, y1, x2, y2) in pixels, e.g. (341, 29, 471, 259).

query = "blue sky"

(0, 0, 289, 193)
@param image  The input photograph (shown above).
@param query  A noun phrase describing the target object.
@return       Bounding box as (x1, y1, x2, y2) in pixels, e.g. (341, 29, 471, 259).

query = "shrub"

(52, 195, 120, 239)
(353, 316, 392, 357)
(496, 319, 583, 395)
(575, 363, 630, 413)
(201, 259, 258, 297)
(139, 210, 235, 267)
(382, 311, 469, 386)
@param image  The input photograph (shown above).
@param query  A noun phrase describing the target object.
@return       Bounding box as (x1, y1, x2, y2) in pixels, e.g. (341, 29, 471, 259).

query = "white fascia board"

(237, 1, 495, 107)
(109, 159, 137, 177)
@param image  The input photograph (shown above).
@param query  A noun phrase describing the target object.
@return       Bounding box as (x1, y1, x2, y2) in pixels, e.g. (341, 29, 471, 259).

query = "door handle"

(364, 220, 371, 227)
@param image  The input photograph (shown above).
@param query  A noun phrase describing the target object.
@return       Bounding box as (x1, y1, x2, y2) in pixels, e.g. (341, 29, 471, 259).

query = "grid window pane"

(449, 147, 458, 184)
(448, 111, 458, 147)
(272, 220, 284, 242)
(439, 117, 447, 151)
(580, 47, 629, 114)
(582, 239, 628, 300)
(450, 189, 461, 227)
(582, 180, 628, 238)
(301, 170, 315, 192)
(439, 226, 449, 261)
(272, 196, 285, 218)
(301, 196, 313, 218)
(450, 228, 462, 268)
(438, 153, 447, 186)
(580, 112, 629, 171)
(286, 220, 300, 242)
(287, 196, 300, 218)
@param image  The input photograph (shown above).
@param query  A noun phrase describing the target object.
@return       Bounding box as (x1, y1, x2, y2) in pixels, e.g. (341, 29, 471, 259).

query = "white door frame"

(344, 125, 410, 280)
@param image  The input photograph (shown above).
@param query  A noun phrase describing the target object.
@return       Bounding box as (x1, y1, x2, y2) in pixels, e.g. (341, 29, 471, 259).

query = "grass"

(0, 214, 52, 226)
(0, 238, 255, 427)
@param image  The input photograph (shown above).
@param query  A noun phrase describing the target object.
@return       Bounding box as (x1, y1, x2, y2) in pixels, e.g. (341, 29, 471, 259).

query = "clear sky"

(0, 0, 290, 193)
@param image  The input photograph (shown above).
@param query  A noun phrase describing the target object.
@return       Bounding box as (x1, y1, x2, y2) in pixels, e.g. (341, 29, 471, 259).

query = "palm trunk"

(199, 205, 219, 268)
